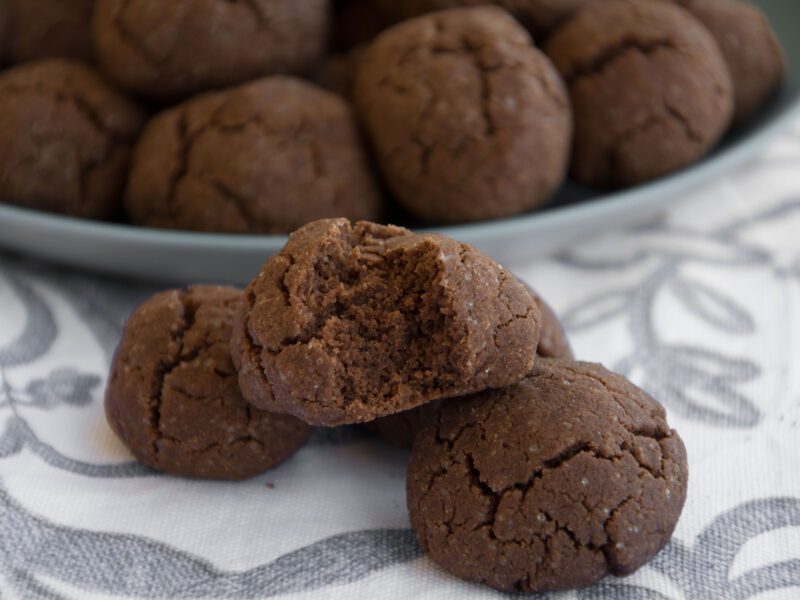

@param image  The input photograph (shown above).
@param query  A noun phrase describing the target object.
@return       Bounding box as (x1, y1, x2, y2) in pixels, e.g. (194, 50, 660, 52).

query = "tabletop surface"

(1, 120, 799, 599)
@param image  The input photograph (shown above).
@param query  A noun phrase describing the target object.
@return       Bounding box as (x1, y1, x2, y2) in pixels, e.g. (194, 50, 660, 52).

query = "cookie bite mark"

(407, 358, 688, 592)
(232, 218, 541, 426)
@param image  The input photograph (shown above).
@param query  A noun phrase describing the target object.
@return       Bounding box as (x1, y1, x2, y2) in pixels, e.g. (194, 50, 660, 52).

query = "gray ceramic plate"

(0, 0, 798, 286)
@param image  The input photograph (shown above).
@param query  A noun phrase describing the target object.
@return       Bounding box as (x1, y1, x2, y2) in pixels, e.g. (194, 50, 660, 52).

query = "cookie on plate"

(407, 358, 688, 592)
(364, 283, 572, 448)
(354, 6, 571, 224)
(124, 77, 382, 234)
(231, 218, 542, 426)
(0, 0, 94, 63)
(92, 0, 331, 100)
(105, 286, 313, 480)
(664, 0, 784, 126)
(0, 59, 145, 219)
(544, 0, 733, 188)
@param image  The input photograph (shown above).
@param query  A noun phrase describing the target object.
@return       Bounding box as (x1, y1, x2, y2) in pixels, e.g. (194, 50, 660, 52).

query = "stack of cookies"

(105, 217, 688, 593)
(0, 0, 787, 230)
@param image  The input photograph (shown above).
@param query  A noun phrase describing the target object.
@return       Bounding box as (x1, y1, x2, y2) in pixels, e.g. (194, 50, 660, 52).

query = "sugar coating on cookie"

(92, 0, 331, 100)
(124, 77, 381, 234)
(0, 59, 145, 219)
(0, 0, 94, 63)
(105, 286, 313, 480)
(354, 6, 571, 224)
(407, 358, 688, 592)
(544, 0, 733, 189)
(665, 0, 784, 126)
(364, 283, 572, 448)
(231, 218, 542, 426)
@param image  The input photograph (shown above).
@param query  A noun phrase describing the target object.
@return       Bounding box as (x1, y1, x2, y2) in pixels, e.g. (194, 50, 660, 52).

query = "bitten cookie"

(544, 0, 733, 188)
(0, 0, 94, 63)
(105, 286, 313, 480)
(354, 6, 571, 224)
(373, 0, 593, 41)
(664, 0, 784, 126)
(92, 0, 331, 100)
(364, 283, 572, 448)
(231, 218, 542, 426)
(0, 59, 145, 219)
(407, 358, 688, 592)
(124, 77, 381, 234)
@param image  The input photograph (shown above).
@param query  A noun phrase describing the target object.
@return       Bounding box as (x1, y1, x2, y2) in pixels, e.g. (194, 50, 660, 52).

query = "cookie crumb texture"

(232, 218, 541, 426)
(0, 59, 145, 219)
(124, 77, 381, 234)
(407, 359, 688, 592)
(354, 6, 571, 224)
(92, 0, 331, 100)
(105, 286, 313, 480)
(544, 0, 733, 189)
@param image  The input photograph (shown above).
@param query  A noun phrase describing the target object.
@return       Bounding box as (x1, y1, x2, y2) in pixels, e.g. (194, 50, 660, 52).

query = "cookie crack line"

(562, 38, 677, 85)
(112, 0, 167, 69)
(151, 293, 199, 454)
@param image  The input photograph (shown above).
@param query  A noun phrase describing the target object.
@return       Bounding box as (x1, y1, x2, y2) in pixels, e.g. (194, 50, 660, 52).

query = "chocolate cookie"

(105, 286, 313, 480)
(231, 218, 542, 426)
(92, 0, 331, 101)
(124, 77, 382, 234)
(364, 283, 572, 448)
(354, 6, 571, 224)
(544, 0, 733, 189)
(664, 0, 784, 127)
(372, 0, 593, 41)
(0, 59, 145, 219)
(407, 358, 688, 592)
(0, 0, 94, 63)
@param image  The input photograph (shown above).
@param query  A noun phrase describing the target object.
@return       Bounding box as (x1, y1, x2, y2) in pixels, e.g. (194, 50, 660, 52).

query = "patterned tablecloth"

(1, 118, 799, 600)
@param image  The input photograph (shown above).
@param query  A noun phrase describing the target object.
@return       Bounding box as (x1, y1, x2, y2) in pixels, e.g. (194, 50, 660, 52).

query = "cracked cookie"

(372, 0, 593, 41)
(124, 76, 382, 234)
(544, 0, 734, 189)
(105, 286, 313, 480)
(407, 358, 688, 592)
(364, 283, 572, 448)
(92, 0, 331, 101)
(0, 0, 94, 63)
(231, 218, 542, 426)
(354, 6, 571, 224)
(661, 0, 784, 127)
(0, 59, 145, 219)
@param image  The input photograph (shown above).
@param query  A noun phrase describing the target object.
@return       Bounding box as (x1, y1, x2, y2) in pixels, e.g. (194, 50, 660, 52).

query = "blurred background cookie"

(544, 0, 734, 189)
(355, 6, 571, 224)
(662, 0, 785, 127)
(124, 76, 382, 234)
(92, 0, 331, 101)
(407, 358, 688, 592)
(105, 286, 314, 480)
(0, 59, 145, 219)
(0, 0, 94, 64)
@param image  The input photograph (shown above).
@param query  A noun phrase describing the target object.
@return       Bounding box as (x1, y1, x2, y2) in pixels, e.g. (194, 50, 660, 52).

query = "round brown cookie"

(407, 358, 688, 592)
(372, 0, 594, 41)
(0, 0, 94, 63)
(124, 77, 382, 234)
(661, 0, 784, 127)
(364, 283, 571, 448)
(231, 218, 542, 426)
(354, 6, 571, 224)
(105, 286, 313, 480)
(0, 59, 145, 220)
(543, 0, 733, 189)
(92, 0, 331, 101)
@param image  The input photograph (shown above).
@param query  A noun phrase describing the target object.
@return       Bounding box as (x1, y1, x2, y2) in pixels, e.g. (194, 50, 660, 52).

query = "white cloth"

(1, 121, 800, 599)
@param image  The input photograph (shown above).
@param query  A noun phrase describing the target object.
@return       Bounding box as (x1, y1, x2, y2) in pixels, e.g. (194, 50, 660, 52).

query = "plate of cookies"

(0, 0, 797, 285)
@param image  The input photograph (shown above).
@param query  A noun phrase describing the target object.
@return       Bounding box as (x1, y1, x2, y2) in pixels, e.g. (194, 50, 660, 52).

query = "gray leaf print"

(25, 368, 100, 408)
(669, 276, 754, 333)
(0, 272, 57, 367)
(562, 290, 632, 331)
